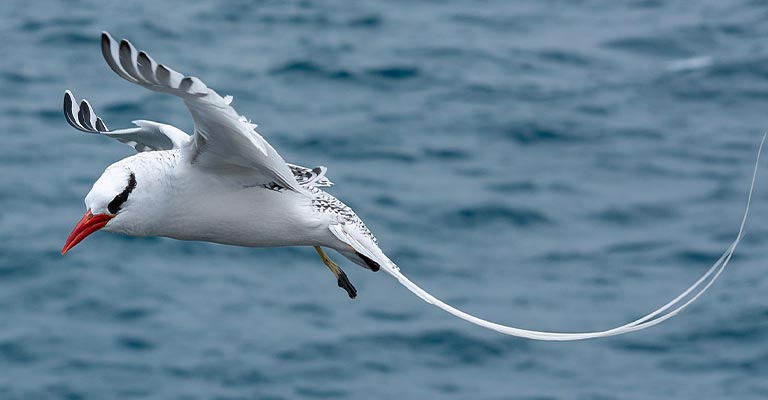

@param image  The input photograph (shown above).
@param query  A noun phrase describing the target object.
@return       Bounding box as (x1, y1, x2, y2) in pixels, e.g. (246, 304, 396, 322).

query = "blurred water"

(1, 0, 768, 399)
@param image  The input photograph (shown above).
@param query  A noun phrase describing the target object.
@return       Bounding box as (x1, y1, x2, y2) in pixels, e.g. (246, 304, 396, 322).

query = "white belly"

(152, 169, 334, 248)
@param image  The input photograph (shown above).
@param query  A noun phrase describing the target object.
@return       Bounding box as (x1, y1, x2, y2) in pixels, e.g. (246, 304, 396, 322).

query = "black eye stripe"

(108, 172, 136, 214)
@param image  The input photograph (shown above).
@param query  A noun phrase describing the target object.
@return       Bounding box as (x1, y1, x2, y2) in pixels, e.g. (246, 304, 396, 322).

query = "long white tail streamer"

(381, 134, 766, 340)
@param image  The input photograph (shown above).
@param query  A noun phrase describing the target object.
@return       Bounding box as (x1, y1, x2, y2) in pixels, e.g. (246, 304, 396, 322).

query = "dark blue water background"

(1, 1, 768, 399)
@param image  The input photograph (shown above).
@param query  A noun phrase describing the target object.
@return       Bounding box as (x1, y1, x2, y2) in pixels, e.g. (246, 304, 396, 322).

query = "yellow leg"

(314, 246, 357, 299)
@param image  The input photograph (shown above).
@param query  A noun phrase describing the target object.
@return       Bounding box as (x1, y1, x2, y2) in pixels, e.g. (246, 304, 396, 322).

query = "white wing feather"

(100, 32, 305, 194)
(64, 90, 335, 188)
(63, 90, 190, 152)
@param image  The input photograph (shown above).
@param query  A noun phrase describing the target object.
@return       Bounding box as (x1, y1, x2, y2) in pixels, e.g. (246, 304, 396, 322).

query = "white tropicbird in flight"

(62, 32, 764, 341)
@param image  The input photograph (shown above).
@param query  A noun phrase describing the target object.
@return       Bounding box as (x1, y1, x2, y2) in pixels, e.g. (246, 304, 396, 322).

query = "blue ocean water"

(1, 0, 768, 398)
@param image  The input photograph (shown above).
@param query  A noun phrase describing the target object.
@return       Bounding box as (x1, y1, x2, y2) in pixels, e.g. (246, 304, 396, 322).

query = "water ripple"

(4, 1, 768, 399)
(444, 205, 551, 228)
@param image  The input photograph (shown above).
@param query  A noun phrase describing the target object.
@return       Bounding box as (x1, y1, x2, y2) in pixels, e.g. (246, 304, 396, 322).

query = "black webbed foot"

(337, 270, 357, 299)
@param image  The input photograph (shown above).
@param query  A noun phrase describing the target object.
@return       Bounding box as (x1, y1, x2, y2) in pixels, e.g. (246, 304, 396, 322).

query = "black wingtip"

(79, 100, 95, 130)
(100, 32, 113, 61)
(63, 90, 86, 132)
(63, 90, 74, 111)
(180, 76, 194, 91)
(63, 90, 109, 133)
(119, 39, 134, 59)
(95, 117, 108, 132)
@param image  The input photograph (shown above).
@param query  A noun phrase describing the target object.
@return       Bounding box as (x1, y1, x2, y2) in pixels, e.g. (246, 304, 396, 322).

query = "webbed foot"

(337, 270, 357, 299)
(314, 246, 358, 299)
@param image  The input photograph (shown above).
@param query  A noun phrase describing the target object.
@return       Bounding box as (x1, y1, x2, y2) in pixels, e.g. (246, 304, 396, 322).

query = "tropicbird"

(61, 32, 764, 341)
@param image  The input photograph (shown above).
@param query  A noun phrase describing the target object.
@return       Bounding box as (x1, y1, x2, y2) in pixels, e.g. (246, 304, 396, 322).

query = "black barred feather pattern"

(63, 91, 109, 133)
(99, 32, 306, 194)
(102, 33, 208, 96)
(63, 91, 189, 152)
(64, 90, 334, 189)
(309, 186, 378, 246)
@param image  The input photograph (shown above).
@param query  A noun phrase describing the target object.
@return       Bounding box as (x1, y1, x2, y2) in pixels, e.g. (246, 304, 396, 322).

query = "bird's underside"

(65, 89, 379, 299)
(60, 31, 765, 341)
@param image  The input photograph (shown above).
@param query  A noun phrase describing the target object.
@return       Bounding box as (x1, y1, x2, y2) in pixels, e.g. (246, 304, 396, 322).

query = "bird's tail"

(378, 134, 765, 341)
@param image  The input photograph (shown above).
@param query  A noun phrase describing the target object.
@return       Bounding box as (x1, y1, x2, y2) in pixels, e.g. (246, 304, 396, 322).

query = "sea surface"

(1, 1, 768, 399)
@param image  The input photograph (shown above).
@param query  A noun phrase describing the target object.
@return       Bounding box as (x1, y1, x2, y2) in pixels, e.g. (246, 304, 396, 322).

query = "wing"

(65, 90, 331, 188)
(100, 32, 305, 194)
(64, 90, 190, 152)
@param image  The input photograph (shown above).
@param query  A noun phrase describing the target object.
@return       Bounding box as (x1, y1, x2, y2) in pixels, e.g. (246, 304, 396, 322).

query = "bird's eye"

(108, 172, 137, 214)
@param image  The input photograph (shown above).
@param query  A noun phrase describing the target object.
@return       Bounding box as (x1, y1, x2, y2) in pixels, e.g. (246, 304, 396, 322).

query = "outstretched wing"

(100, 32, 305, 194)
(63, 90, 190, 152)
(65, 90, 334, 188)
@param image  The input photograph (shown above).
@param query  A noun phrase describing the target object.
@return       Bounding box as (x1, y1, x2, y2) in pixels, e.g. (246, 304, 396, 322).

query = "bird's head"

(62, 165, 141, 254)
